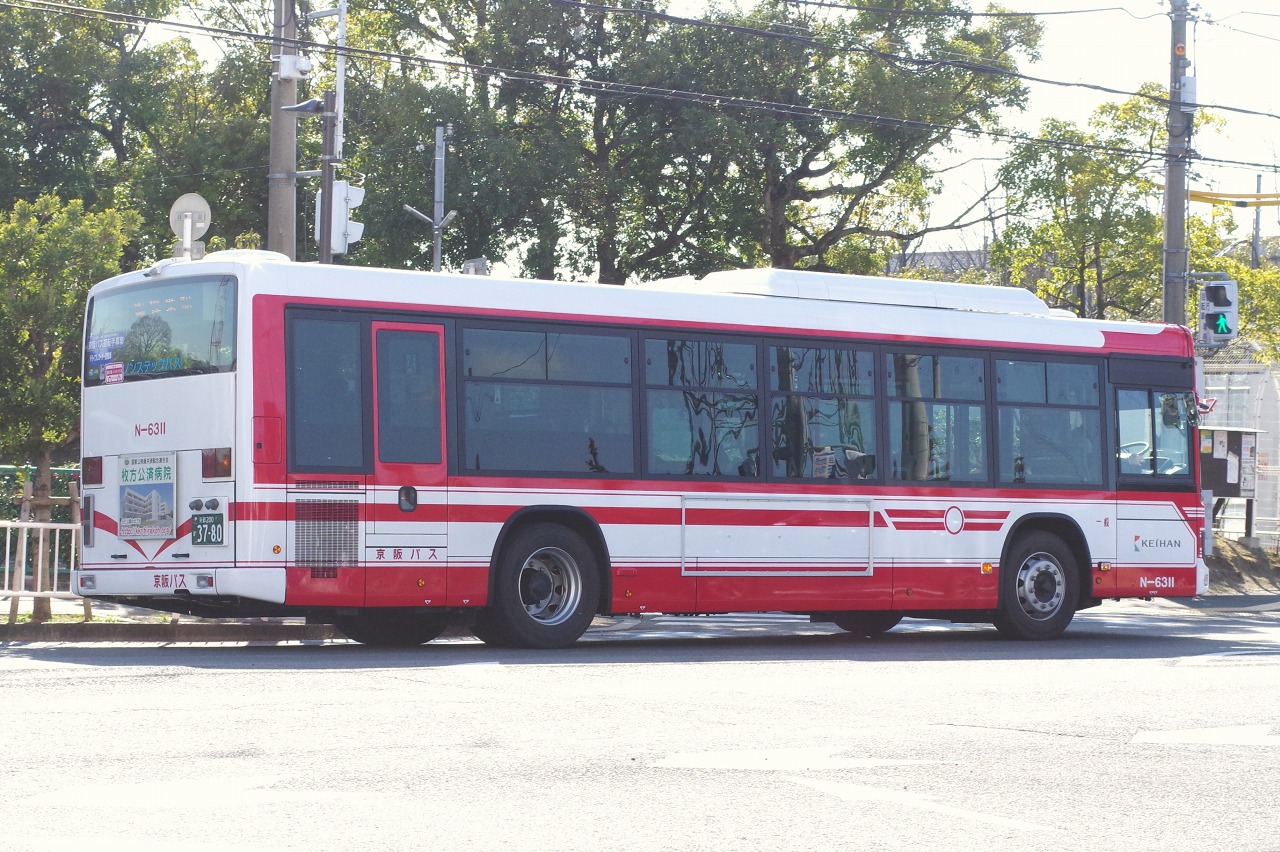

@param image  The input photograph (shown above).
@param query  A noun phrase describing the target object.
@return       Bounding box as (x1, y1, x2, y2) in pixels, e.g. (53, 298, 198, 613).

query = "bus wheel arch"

(480, 508, 610, 649)
(995, 516, 1090, 640)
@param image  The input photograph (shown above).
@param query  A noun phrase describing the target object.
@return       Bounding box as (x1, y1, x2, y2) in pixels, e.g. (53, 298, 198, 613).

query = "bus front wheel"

(993, 532, 1078, 640)
(487, 523, 600, 649)
(334, 610, 450, 646)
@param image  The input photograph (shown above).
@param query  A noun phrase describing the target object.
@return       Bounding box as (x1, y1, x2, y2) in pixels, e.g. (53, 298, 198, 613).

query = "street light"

(283, 92, 337, 263)
(404, 204, 457, 272)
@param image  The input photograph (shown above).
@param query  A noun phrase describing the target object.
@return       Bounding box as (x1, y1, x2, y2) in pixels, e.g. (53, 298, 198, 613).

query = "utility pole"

(404, 124, 458, 272)
(318, 91, 337, 265)
(1253, 174, 1262, 270)
(433, 123, 451, 272)
(267, 0, 299, 259)
(1162, 0, 1194, 325)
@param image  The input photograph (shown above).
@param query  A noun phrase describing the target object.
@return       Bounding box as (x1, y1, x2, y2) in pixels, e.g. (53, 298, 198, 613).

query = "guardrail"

(3, 519, 90, 623)
(3, 477, 90, 624)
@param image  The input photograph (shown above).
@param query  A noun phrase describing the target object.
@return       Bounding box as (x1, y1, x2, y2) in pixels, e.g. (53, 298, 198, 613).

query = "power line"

(558, 0, 1280, 125)
(3, 0, 1278, 176)
(783, 1, 1163, 19)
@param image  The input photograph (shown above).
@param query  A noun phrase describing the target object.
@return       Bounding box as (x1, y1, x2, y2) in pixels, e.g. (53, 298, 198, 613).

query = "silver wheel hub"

(1015, 552, 1066, 620)
(518, 546, 582, 626)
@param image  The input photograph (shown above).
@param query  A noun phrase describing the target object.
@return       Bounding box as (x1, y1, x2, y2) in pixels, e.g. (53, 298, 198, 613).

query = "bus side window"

(1117, 388, 1155, 475)
(1117, 388, 1192, 477)
(377, 330, 441, 464)
(289, 316, 367, 470)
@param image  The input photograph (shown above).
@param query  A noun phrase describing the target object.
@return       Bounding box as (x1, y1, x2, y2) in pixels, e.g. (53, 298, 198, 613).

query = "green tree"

(993, 87, 1171, 319)
(663, 0, 1041, 274)
(0, 196, 139, 620)
(124, 42, 272, 261)
(0, 0, 183, 212)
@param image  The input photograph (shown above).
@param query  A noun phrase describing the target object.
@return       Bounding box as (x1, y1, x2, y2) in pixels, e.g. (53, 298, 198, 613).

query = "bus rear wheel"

(334, 610, 449, 646)
(831, 612, 902, 637)
(487, 523, 600, 649)
(993, 532, 1078, 640)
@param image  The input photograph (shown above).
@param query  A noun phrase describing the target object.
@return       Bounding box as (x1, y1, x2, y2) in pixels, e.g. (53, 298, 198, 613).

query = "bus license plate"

(191, 513, 226, 546)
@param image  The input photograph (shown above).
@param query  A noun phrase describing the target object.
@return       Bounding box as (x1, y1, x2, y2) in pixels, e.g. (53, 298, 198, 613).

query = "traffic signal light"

(315, 180, 365, 255)
(1200, 280, 1238, 345)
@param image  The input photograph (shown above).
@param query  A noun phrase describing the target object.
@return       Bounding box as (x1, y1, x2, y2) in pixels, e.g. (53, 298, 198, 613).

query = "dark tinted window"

(290, 317, 367, 470)
(462, 327, 634, 474)
(997, 360, 1102, 485)
(646, 338, 759, 477)
(465, 328, 630, 384)
(769, 346, 876, 480)
(888, 353, 983, 400)
(377, 330, 441, 464)
(887, 352, 987, 482)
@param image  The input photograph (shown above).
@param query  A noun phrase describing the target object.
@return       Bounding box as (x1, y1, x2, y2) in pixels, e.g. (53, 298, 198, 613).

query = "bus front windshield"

(84, 275, 236, 387)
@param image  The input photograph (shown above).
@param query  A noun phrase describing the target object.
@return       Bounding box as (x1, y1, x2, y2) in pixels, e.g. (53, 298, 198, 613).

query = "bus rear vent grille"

(294, 499, 359, 579)
(291, 479, 361, 491)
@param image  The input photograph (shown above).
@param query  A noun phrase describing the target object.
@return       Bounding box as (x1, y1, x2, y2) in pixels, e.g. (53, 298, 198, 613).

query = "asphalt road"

(2, 602, 1278, 852)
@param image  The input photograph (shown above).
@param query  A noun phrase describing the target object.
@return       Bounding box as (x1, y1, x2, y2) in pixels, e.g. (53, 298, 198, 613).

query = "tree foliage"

(992, 87, 1168, 319)
(0, 195, 139, 509)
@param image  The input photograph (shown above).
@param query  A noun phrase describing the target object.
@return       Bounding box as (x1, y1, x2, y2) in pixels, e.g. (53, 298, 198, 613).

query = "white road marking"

(787, 776, 1056, 832)
(653, 747, 931, 771)
(1133, 725, 1280, 745)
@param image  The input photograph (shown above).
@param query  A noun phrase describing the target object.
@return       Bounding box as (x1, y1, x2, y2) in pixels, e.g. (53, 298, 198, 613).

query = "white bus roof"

(103, 252, 1187, 357)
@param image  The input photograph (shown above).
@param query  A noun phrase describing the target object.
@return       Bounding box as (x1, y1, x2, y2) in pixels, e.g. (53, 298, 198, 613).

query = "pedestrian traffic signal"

(1200, 280, 1238, 345)
(315, 180, 365, 255)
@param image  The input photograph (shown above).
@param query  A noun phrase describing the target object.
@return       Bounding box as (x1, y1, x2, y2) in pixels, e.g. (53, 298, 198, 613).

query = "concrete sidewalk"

(1, 596, 340, 643)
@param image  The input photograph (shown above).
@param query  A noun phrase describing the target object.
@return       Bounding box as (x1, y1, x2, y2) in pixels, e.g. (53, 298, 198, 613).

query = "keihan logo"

(1135, 535, 1182, 551)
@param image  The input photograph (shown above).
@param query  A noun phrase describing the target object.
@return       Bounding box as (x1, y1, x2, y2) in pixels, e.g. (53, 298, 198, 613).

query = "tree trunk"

(28, 452, 55, 622)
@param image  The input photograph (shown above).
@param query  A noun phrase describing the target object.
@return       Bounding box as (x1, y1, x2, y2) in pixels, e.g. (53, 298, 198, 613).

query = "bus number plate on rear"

(191, 513, 226, 546)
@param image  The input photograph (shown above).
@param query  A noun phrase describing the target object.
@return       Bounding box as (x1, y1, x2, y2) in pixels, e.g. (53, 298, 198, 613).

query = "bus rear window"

(84, 276, 236, 386)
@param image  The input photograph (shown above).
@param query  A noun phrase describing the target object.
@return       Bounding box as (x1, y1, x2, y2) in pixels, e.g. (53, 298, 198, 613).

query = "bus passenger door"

(367, 322, 448, 606)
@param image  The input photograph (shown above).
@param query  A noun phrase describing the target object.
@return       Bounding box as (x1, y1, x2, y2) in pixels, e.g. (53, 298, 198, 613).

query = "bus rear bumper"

(72, 567, 286, 605)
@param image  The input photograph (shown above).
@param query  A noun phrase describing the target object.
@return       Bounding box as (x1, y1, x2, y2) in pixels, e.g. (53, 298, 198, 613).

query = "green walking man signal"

(1200, 280, 1238, 345)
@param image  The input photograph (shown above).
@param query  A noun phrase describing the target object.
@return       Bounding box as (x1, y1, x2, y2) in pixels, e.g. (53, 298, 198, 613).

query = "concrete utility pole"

(318, 91, 337, 265)
(433, 123, 451, 272)
(267, 0, 299, 259)
(1162, 0, 1194, 325)
(1253, 174, 1262, 270)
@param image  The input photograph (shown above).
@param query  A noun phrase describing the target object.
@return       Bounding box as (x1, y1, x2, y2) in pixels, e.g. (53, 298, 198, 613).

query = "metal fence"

(2, 478, 89, 623)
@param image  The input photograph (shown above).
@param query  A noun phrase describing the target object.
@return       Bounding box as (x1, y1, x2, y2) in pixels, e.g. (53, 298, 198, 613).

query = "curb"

(0, 617, 640, 644)
(0, 621, 340, 643)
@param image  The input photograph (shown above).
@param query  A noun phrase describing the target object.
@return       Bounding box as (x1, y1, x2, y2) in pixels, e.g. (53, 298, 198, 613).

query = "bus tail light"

(202, 447, 232, 479)
(83, 456, 103, 486)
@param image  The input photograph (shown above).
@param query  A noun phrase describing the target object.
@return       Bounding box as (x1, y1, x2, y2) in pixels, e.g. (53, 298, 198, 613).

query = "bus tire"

(832, 612, 902, 637)
(334, 610, 449, 646)
(488, 523, 600, 649)
(993, 532, 1078, 640)
(469, 612, 514, 647)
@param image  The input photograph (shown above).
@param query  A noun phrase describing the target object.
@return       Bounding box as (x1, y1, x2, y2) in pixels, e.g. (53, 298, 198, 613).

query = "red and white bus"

(75, 250, 1207, 646)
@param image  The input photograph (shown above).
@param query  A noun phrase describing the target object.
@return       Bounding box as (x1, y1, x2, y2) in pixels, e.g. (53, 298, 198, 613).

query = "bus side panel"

(284, 566, 365, 605)
(1114, 495, 1202, 596)
(890, 563, 998, 609)
(686, 497, 884, 613)
(598, 518, 693, 614)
